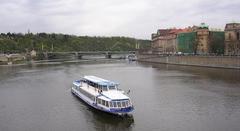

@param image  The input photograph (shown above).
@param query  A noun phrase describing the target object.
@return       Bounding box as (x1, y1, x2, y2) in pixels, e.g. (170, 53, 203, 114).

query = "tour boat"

(71, 75, 134, 115)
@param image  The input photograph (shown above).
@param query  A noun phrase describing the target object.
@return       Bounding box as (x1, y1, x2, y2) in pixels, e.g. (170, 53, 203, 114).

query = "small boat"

(71, 75, 134, 115)
(127, 54, 137, 61)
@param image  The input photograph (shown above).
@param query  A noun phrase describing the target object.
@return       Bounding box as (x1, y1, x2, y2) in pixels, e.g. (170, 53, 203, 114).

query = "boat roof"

(83, 76, 119, 86)
(100, 90, 129, 101)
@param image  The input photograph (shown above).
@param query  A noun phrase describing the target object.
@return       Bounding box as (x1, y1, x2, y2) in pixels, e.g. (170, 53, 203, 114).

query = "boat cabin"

(82, 76, 119, 91)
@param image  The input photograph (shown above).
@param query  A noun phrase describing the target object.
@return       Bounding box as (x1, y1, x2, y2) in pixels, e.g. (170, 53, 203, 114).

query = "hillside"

(0, 33, 151, 53)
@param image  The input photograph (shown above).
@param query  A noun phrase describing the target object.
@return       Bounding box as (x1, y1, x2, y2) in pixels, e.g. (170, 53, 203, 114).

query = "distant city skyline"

(0, 0, 240, 39)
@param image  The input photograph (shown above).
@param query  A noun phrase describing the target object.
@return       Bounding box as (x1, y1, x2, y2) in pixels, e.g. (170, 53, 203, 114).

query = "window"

(126, 101, 129, 107)
(237, 32, 240, 40)
(102, 100, 106, 106)
(110, 102, 113, 107)
(113, 102, 117, 107)
(108, 85, 116, 90)
(102, 87, 108, 91)
(117, 102, 121, 108)
(97, 98, 101, 104)
(229, 33, 232, 40)
(122, 101, 126, 107)
(79, 88, 95, 101)
(106, 101, 109, 107)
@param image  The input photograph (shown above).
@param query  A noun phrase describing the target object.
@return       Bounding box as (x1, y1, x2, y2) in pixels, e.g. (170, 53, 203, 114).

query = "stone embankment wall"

(0, 55, 8, 62)
(0, 54, 25, 65)
(137, 54, 240, 69)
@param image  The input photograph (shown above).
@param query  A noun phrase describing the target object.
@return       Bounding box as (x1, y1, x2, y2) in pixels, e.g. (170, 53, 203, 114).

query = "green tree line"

(0, 33, 151, 53)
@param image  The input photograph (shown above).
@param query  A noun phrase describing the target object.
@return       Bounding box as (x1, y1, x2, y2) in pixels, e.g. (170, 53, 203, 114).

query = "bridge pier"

(78, 55, 82, 59)
(43, 52, 48, 60)
(75, 52, 82, 59)
(105, 52, 112, 59)
(105, 54, 111, 59)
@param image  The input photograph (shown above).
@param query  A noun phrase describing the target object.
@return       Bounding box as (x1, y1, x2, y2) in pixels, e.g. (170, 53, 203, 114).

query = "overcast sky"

(0, 0, 239, 39)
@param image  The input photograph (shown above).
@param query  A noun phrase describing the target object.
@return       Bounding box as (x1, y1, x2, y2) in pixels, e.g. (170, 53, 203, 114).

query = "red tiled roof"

(157, 29, 171, 36)
(156, 27, 195, 36)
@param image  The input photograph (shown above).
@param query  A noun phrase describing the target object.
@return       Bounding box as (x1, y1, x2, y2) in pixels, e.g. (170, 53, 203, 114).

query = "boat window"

(106, 101, 109, 107)
(102, 87, 108, 91)
(108, 85, 116, 90)
(122, 101, 126, 107)
(89, 82, 94, 87)
(113, 102, 117, 108)
(110, 102, 113, 107)
(102, 100, 106, 106)
(126, 101, 129, 107)
(79, 88, 95, 101)
(117, 102, 121, 108)
(97, 98, 101, 104)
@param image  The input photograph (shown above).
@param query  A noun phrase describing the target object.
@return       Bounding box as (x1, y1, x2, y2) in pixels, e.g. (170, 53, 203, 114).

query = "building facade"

(224, 23, 240, 55)
(209, 31, 225, 55)
(152, 23, 226, 55)
(151, 29, 172, 54)
(196, 28, 210, 54)
(177, 32, 196, 54)
(151, 29, 187, 54)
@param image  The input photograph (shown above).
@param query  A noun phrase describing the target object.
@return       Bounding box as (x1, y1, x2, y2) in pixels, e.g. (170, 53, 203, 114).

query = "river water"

(0, 60, 240, 131)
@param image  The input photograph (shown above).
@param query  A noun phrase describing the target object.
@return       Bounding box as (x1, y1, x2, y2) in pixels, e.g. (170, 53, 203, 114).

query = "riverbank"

(0, 54, 26, 65)
(137, 54, 240, 69)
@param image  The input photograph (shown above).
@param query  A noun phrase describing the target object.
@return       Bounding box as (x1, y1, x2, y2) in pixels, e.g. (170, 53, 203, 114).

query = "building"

(151, 28, 186, 54)
(195, 23, 225, 55)
(224, 23, 240, 55)
(209, 31, 225, 55)
(196, 23, 210, 54)
(152, 23, 225, 55)
(177, 32, 197, 54)
(151, 29, 171, 54)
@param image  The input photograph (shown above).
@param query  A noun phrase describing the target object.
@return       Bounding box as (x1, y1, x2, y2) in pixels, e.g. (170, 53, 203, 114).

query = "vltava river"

(0, 60, 240, 131)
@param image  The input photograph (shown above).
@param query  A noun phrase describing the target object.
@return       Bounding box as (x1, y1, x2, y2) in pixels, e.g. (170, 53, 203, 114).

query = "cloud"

(0, 0, 239, 39)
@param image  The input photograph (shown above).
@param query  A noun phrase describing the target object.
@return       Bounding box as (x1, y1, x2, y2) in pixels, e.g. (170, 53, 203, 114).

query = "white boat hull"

(71, 87, 133, 116)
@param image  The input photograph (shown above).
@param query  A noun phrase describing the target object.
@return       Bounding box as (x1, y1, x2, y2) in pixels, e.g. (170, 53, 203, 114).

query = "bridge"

(38, 51, 136, 59)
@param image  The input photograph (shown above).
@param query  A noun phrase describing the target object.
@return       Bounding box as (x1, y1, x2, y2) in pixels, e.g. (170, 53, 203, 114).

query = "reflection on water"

(147, 63, 240, 84)
(71, 94, 134, 131)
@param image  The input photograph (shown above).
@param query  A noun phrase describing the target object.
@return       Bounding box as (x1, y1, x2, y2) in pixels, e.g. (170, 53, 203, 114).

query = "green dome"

(199, 23, 209, 29)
